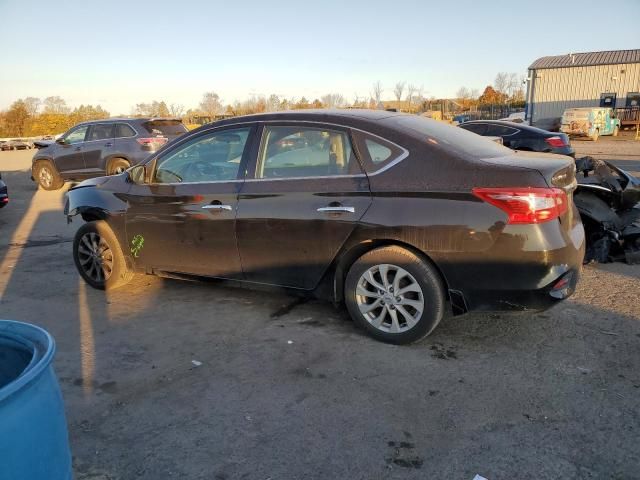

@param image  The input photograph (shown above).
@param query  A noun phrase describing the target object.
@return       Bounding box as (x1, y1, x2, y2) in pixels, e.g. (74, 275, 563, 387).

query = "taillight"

(136, 137, 168, 148)
(545, 136, 567, 148)
(472, 187, 568, 224)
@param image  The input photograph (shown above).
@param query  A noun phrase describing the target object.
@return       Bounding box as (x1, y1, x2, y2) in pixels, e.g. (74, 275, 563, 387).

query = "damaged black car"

(574, 156, 640, 264)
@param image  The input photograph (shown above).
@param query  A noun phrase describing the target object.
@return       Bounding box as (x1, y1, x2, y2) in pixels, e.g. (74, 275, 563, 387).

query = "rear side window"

(142, 120, 188, 137)
(365, 139, 392, 164)
(460, 123, 488, 135)
(87, 124, 114, 141)
(485, 125, 519, 136)
(115, 123, 136, 138)
(257, 126, 359, 179)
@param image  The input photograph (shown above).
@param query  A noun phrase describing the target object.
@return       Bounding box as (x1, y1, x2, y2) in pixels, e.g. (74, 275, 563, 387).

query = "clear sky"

(1, 0, 639, 114)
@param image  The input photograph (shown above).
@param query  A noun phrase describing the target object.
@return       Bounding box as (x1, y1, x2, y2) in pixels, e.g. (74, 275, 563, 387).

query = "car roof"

(462, 119, 553, 135)
(76, 117, 182, 126)
(214, 109, 406, 126)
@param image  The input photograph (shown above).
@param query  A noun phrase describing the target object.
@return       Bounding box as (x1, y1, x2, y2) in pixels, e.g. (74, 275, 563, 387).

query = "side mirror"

(56, 138, 67, 145)
(128, 164, 148, 184)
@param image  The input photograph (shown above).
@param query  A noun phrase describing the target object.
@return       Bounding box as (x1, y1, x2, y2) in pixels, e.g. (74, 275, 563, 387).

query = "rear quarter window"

(142, 120, 188, 137)
(115, 123, 136, 138)
(352, 132, 406, 173)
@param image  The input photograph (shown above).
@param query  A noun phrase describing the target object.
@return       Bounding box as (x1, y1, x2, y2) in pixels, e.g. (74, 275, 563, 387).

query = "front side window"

(154, 128, 250, 184)
(87, 124, 114, 141)
(64, 126, 89, 145)
(258, 126, 356, 179)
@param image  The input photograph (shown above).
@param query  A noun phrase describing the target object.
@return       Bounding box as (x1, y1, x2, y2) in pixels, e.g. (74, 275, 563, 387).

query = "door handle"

(74, 147, 81, 151)
(202, 204, 233, 211)
(104, 142, 113, 147)
(317, 206, 355, 214)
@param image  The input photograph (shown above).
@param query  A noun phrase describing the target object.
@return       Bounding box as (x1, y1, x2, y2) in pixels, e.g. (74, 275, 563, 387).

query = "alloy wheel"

(39, 167, 53, 188)
(77, 232, 114, 283)
(355, 264, 424, 333)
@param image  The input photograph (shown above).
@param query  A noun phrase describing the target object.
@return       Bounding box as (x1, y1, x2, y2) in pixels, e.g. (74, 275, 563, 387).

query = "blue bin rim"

(0, 320, 56, 403)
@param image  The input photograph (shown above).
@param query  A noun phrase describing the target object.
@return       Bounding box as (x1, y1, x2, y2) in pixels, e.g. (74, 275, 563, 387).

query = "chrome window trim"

(147, 118, 410, 185)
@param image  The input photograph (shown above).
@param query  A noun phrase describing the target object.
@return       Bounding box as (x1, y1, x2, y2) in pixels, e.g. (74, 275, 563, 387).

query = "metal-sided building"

(525, 49, 640, 129)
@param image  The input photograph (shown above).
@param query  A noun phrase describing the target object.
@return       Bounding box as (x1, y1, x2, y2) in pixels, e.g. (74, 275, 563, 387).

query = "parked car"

(11, 139, 33, 150)
(31, 118, 188, 190)
(459, 120, 575, 157)
(0, 141, 8, 151)
(560, 107, 620, 141)
(0, 173, 8, 208)
(65, 110, 584, 344)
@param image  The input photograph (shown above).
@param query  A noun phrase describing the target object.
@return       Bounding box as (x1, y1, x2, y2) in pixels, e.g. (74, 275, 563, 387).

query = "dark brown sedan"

(65, 110, 585, 344)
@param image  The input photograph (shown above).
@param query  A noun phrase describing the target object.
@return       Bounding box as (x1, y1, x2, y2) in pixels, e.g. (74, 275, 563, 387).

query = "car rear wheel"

(107, 158, 130, 175)
(344, 246, 445, 344)
(34, 161, 64, 190)
(73, 221, 134, 290)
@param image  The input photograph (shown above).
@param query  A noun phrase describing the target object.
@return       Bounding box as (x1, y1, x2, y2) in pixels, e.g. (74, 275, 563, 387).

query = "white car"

(499, 112, 528, 124)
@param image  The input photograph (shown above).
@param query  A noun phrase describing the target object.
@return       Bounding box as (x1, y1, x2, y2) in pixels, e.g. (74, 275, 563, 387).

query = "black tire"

(34, 160, 64, 190)
(344, 246, 445, 344)
(73, 220, 134, 290)
(107, 158, 130, 175)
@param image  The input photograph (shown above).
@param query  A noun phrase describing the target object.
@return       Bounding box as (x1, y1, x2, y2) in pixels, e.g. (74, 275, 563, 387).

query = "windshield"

(142, 120, 188, 137)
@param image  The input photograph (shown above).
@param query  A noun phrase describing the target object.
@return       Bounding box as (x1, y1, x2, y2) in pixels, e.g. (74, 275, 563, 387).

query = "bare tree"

(23, 97, 40, 116)
(199, 91, 224, 117)
(169, 103, 185, 117)
(393, 82, 406, 109)
(266, 94, 281, 112)
(406, 84, 417, 111)
(43, 96, 69, 114)
(456, 87, 471, 101)
(371, 81, 383, 105)
(321, 93, 345, 109)
(494, 72, 510, 98)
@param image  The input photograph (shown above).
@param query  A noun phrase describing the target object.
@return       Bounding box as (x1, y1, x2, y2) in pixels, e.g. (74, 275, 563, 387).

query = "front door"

(84, 123, 115, 173)
(124, 125, 256, 278)
(236, 123, 372, 289)
(54, 125, 89, 175)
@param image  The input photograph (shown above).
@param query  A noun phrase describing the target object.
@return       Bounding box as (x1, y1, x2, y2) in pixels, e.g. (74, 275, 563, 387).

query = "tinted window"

(87, 124, 114, 141)
(64, 126, 89, 144)
(154, 128, 250, 184)
(485, 125, 519, 136)
(115, 123, 136, 138)
(258, 126, 357, 179)
(142, 120, 188, 137)
(394, 116, 508, 158)
(459, 123, 488, 135)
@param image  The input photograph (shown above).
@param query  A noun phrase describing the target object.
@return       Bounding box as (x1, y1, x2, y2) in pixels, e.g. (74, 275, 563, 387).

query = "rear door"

(235, 123, 372, 289)
(54, 125, 89, 174)
(84, 123, 115, 173)
(124, 125, 256, 277)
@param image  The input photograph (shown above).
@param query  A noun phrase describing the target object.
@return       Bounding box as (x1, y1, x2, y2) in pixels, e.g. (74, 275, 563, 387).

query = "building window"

(626, 93, 640, 108)
(600, 93, 616, 108)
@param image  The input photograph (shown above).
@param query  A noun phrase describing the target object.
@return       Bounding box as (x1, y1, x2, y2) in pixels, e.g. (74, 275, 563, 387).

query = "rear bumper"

(455, 266, 581, 313)
(438, 216, 586, 314)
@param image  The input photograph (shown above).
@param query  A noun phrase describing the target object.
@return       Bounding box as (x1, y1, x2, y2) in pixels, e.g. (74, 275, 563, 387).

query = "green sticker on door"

(130, 235, 144, 258)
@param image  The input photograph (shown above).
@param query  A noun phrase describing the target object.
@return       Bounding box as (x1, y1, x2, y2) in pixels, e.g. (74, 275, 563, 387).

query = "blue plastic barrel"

(0, 320, 72, 480)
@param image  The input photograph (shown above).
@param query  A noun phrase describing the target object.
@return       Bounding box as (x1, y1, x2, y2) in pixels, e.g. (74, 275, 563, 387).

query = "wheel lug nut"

(396, 297, 401, 302)
(390, 305, 395, 310)
(389, 287, 394, 292)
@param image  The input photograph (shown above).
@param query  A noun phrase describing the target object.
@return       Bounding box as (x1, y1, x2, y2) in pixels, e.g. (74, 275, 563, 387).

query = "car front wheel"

(73, 221, 134, 290)
(34, 161, 64, 190)
(344, 246, 445, 344)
